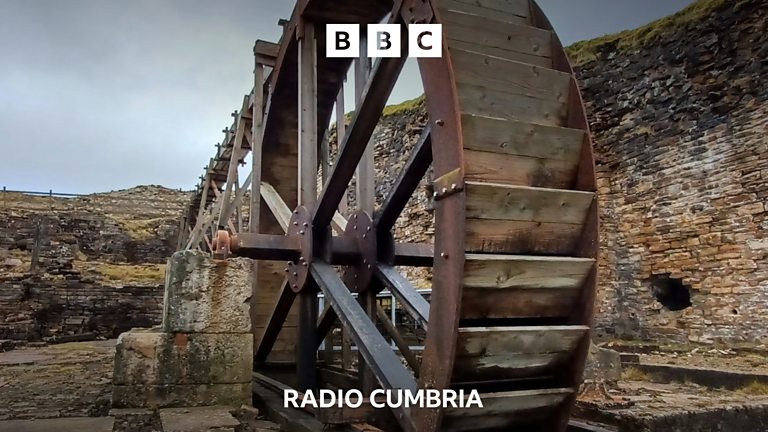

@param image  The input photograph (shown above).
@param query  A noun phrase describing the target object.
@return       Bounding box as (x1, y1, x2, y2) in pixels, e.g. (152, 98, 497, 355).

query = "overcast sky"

(0, 0, 694, 194)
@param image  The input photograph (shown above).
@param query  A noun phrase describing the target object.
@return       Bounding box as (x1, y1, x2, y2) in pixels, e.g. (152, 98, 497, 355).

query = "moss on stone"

(382, 95, 425, 117)
(565, 0, 741, 66)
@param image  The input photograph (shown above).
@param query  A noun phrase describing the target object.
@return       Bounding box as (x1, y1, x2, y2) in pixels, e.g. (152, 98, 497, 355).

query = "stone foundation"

(112, 250, 253, 409)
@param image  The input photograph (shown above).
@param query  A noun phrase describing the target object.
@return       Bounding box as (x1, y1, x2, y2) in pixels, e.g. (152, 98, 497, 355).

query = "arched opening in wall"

(647, 273, 692, 311)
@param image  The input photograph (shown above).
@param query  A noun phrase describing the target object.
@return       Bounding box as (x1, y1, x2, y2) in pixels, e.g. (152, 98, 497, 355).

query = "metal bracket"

(431, 168, 464, 201)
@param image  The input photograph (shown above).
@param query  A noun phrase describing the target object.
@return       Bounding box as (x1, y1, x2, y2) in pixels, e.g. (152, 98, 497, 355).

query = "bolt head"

(441, 187, 447, 194)
(299, 230, 305, 235)
(435, 119, 445, 126)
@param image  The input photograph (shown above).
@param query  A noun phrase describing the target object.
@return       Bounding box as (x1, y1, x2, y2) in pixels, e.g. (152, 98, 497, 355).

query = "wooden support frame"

(297, 19, 319, 392)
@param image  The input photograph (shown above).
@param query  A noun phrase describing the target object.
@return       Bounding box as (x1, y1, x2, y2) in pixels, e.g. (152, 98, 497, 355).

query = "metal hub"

(341, 211, 377, 292)
(286, 206, 313, 293)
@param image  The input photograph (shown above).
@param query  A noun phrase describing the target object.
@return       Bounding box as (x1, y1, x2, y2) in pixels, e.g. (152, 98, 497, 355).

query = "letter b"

(327, 24, 360, 58)
(367, 24, 401, 58)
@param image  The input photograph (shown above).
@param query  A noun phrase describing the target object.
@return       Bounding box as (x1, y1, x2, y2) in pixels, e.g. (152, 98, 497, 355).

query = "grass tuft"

(382, 95, 425, 117)
(78, 261, 166, 283)
(622, 366, 653, 382)
(737, 381, 768, 396)
(565, 0, 738, 66)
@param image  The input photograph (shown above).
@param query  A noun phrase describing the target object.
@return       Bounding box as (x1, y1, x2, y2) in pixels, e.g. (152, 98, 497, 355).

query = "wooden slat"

(465, 182, 594, 224)
(461, 255, 594, 319)
(462, 114, 585, 161)
(465, 218, 583, 254)
(464, 255, 594, 289)
(439, 8, 528, 28)
(442, 388, 572, 432)
(464, 149, 576, 188)
(440, 0, 531, 18)
(457, 82, 566, 127)
(453, 326, 588, 381)
(452, 49, 570, 103)
(449, 40, 552, 68)
(444, 22, 553, 65)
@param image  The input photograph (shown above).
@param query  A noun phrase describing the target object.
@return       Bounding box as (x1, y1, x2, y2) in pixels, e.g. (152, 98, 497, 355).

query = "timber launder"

(181, 0, 598, 430)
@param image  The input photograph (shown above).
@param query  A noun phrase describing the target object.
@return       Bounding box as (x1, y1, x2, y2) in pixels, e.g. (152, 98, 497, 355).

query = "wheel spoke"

(375, 125, 433, 230)
(311, 262, 417, 394)
(254, 279, 297, 363)
(375, 303, 421, 374)
(374, 264, 430, 330)
(313, 43, 408, 227)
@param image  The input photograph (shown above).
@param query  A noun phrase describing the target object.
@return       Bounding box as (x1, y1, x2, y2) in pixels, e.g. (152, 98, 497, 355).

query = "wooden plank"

(461, 255, 593, 319)
(439, 7, 528, 27)
(451, 48, 570, 103)
(464, 149, 576, 188)
(461, 114, 585, 161)
(464, 255, 594, 289)
(457, 82, 566, 127)
(445, 22, 552, 63)
(449, 39, 552, 68)
(442, 388, 572, 432)
(442, 0, 531, 17)
(465, 182, 594, 224)
(254, 40, 280, 58)
(465, 218, 583, 254)
(462, 285, 579, 319)
(453, 326, 587, 381)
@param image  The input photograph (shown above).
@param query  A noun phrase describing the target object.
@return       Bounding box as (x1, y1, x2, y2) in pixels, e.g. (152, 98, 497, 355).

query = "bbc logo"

(326, 24, 442, 58)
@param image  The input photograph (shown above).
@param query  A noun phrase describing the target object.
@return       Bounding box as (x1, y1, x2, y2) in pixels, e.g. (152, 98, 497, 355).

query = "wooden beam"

(354, 52, 375, 213)
(250, 61, 265, 233)
(375, 303, 420, 374)
(311, 263, 417, 393)
(374, 265, 429, 330)
(255, 280, 298, 363)
(297, 20, 318, 392)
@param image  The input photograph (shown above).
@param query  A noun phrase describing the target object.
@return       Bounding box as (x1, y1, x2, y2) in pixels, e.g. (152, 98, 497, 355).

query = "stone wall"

(575, 0, 768, 344)
(0, 186, 188, 342)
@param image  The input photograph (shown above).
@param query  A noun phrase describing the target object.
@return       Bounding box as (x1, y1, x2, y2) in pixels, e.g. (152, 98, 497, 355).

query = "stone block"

(160, 406, 241, 432)
(163, 250, 253, 333)
(113, 329, 253, 386)
(112, 383, 251, 409)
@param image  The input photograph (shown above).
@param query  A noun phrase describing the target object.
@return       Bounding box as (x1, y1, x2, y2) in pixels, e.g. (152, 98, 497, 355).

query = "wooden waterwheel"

(205, 0, 598, 430)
